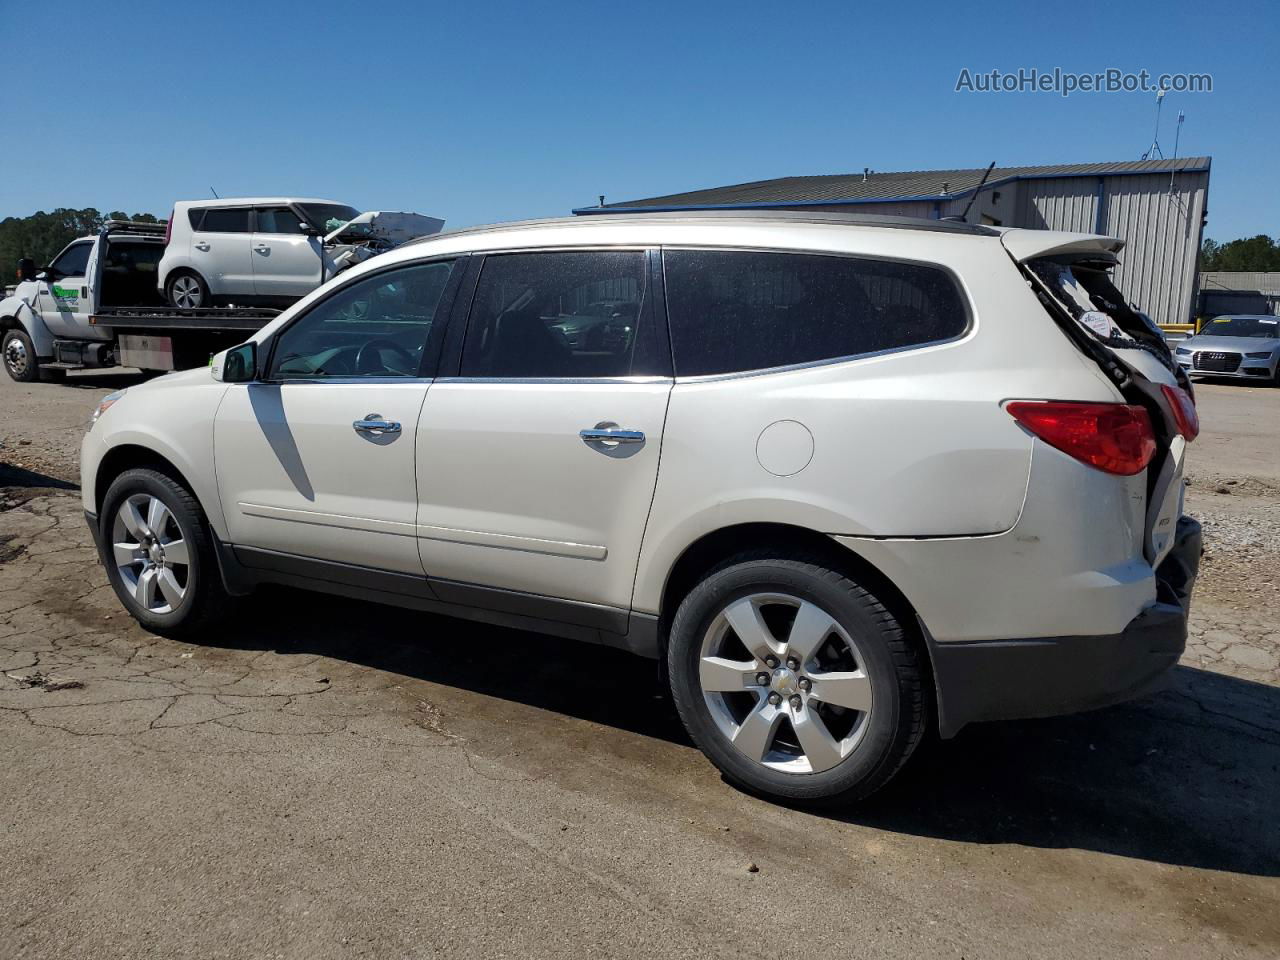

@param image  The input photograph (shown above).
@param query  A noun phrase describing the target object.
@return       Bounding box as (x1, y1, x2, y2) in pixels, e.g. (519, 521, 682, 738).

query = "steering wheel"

(354, 338, 416, 376)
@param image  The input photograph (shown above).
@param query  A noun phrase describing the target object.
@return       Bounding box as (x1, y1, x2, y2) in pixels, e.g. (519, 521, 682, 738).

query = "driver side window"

(268, 260, 455, 380)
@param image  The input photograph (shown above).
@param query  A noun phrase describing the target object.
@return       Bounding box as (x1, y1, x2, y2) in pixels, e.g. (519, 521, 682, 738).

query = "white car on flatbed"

(1, 202, 443, 382)
(158, 198, 444, 308)
(80, 210, 1202, 805)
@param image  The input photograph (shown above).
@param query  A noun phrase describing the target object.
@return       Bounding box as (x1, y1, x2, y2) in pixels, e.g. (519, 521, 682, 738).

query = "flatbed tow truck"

(1, 220, 280, 381)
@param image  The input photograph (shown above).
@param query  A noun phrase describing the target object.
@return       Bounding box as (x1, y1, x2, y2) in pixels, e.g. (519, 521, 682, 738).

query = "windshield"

(298, 203, 361, 233)
(1201, 316, 1280, 339)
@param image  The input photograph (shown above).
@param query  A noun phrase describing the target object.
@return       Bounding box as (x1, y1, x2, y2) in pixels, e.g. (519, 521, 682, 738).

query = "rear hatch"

(1001, 230, 1198, 567)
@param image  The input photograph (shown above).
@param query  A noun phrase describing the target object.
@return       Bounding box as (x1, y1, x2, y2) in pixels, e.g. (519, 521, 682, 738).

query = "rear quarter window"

(663, 249, 968, 377)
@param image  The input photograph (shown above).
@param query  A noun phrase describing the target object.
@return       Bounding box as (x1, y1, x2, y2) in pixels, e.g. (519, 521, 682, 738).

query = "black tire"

(2, 328, 41, 383)
(99, 468, 229, 637)
(165, 269, 209, 309)
(667, 553, 927, 806)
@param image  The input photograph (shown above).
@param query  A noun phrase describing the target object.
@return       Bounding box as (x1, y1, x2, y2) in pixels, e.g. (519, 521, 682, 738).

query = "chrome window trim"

(434, 375, 673, 386)
(660, 244, 976, 381)
(266, 376, 436, 386)
(671, 334, 973, 384)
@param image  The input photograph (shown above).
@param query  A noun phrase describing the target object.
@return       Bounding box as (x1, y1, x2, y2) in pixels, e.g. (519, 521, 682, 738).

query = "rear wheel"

(2, 329, 40, 382)
(165, 270, 209, 309)
(99, 468, 229, 636)
(668, 554, 927, 805)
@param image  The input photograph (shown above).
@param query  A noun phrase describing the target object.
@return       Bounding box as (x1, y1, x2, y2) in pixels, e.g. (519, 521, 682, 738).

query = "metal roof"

(576, 157, 1212, 214)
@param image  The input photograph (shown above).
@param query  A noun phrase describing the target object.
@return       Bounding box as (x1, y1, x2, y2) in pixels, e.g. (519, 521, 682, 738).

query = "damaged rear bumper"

(930, 516, 1202, 738)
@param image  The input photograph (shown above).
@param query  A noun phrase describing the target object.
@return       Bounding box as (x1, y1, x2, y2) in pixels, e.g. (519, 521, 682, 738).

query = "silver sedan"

(1175, 315, 1280, 384)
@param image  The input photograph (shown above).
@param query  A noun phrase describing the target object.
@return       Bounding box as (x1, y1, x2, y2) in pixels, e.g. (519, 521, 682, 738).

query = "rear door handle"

(580, 426, 645, 444)
(194, 242, 210, 251)
(353, 414, 401, 436)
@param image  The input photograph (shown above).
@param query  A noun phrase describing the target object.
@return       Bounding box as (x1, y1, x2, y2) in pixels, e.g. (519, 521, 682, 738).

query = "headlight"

(90, 389, 126, 425)
(1246, 351, 1273, 359)
(1174, 346, 1191, 355)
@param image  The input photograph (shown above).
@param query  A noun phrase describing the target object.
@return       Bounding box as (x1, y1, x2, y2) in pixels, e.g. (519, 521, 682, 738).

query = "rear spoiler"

(1000, 229, 1124, 263)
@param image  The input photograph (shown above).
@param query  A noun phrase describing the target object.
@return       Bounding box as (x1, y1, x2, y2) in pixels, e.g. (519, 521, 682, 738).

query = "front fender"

(0, 296, 53, 356)
(82, 377, 231, 540)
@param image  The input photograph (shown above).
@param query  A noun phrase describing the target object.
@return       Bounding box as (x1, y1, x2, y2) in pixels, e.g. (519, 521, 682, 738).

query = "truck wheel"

(165, 270, 209, 309)
(99, 467, 230, 637)
(667, 554, 928, 806)
(2, 329, 40, 383)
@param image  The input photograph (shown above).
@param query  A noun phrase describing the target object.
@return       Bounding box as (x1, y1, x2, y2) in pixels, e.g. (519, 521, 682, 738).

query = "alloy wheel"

(699, 592, 874, 774)
(110, 493, 191, 614)
(170, 275, 203, 309)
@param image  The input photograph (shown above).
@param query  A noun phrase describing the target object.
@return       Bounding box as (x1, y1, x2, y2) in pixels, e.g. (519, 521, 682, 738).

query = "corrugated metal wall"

(810, 172, 1209, 326)
(859, 174, 1208, 326)
(1100, 171, 1208, 328)
(1015, 177, 1101, 233)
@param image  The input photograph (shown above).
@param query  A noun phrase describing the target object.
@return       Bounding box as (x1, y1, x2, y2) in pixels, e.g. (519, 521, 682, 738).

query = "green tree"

(1200, 235, 1280, 272)
(0, 208, 164, 278)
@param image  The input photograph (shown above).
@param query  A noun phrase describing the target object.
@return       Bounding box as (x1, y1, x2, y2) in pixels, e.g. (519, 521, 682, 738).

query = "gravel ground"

(0, 370, 1277, 958)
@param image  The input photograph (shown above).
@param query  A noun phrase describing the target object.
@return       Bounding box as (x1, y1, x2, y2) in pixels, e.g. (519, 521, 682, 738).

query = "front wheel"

(99, 468, 229, 636)
(667, 555, 928, 805)
(3, 329, 40, 382)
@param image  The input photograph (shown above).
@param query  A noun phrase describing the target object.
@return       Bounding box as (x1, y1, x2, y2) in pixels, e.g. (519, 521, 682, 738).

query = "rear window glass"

(663, 250, 969, 377)
(198, 208, 250, 233)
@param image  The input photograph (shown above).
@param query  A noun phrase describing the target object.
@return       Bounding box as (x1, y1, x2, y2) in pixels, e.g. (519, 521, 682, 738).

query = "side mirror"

(298, 222, 319, 236)
(213, 342, 257, 383)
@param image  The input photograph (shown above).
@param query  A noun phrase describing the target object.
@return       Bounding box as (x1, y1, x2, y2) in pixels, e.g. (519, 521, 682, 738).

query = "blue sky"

(4, 0, 1276, 241)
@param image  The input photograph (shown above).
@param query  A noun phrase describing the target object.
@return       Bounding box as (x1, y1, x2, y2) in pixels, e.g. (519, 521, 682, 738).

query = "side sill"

(218, 544, 659, 658)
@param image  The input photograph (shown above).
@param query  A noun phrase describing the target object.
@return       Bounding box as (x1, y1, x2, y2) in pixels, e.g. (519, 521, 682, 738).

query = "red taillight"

(1006, 401, 1157, 476)
(164, 209, 174, 246)
(1160, 384, 1199, 442)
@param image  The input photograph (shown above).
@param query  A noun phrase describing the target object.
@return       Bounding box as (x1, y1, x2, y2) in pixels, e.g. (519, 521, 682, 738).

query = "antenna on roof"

(942, 161, 996, 223)
(1172, 110, 1184, 159)
(210, 186, 220, 199)
(1141, 88, 1167, 160)
(863, 167, 869, 182)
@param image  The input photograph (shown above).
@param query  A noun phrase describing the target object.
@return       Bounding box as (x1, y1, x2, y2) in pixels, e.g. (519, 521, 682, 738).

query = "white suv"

(83, 211, 1202, 804)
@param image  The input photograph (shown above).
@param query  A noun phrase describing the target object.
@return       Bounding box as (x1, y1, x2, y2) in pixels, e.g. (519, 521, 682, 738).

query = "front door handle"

(353, 414, 402, 436)
(580, 426, 645, 444)
(254, 244, 270, 254)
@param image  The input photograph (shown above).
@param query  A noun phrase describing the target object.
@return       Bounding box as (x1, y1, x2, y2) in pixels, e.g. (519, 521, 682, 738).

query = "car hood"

(1181, 335, 1280, 352)
(121, 364, 217, 396)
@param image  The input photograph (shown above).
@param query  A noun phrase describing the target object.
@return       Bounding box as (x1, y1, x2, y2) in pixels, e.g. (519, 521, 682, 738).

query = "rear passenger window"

(663, 250, 968, 377)
(198, 208, 250, 233)
(460, 251, 658, 379)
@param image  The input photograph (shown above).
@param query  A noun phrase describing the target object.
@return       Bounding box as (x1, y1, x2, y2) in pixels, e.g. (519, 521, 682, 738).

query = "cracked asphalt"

(1, 371, 1278, 959)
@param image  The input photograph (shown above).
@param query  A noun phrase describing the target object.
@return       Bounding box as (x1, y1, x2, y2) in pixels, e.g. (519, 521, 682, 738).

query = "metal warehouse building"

(575, 158, 1211, 328)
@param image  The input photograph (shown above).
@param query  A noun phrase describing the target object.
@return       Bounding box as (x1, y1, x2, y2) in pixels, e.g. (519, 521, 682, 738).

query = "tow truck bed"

(90, 306, 280, 333)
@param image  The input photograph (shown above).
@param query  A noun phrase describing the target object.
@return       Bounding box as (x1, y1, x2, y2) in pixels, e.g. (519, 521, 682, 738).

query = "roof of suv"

(416, 209, 1002, 245)
(175, 197, 343, 209)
